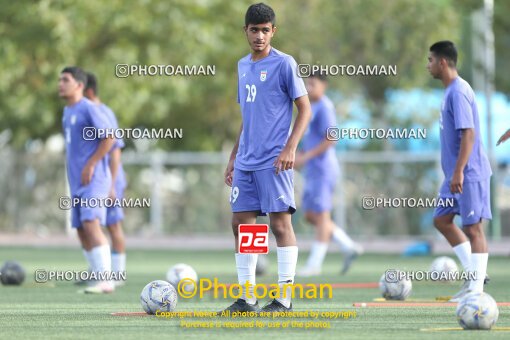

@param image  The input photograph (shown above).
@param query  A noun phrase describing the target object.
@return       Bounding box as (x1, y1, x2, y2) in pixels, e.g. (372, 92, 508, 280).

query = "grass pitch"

(0, 246, 508, 339)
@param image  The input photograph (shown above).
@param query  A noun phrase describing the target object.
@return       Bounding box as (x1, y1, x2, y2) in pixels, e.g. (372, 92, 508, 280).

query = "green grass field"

(0, 246, 508, 339)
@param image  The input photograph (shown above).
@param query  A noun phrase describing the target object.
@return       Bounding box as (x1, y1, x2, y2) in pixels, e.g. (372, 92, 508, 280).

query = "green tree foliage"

(0, 0, 507, 151)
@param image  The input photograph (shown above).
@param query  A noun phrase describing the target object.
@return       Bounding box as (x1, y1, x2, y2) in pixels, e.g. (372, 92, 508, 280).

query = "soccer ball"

(256, 255, 268, 276)
(456, 291, 499, 330)
(430, 256, 458, 282)
(140, 280, 178, 314)
(166, 263, 197, 292)
(379, 270, 412, 300)
(0, 261, 25, 285)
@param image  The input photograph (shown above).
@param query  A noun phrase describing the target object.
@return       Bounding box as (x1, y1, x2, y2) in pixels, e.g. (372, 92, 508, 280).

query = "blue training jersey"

(98, 103, 127, 191)
(302, 95, 339, 179)
(62, 97, 112, 195)
(235, 47, 307, 171)
(440, 77, 492, 183)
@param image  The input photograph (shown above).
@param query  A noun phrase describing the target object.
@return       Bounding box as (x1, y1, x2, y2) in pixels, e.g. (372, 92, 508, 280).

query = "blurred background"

(0, 0, 509, 249)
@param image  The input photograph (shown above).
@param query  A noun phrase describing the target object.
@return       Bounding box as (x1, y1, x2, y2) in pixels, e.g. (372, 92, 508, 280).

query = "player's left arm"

(81, 106, 117, 185)
(108, 147, 121, 198)
(108, 110, 125, 195)
(81, 137, 115, 185)
(274, 95, 311, 174)
(451, 128, 475, 194)
(450, 90, 475, 194)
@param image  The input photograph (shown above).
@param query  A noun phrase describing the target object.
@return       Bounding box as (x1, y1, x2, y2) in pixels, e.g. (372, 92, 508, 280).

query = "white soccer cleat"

(83, 281, 115, 294)
(449, 280, 470, 302)
(341, 243, 364, 275)
(113, 280, 126, 288)
(298, 267, 322, 277)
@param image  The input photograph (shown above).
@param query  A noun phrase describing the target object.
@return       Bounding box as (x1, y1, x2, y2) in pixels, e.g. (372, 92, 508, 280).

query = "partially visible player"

(222, 3, 311, 313)
(59, 66, 115, 294)
(84, 72, 127, 287)
(496, 129, 510, 146)
(427, 41, 492, 302)
(296, 72, 363, 277)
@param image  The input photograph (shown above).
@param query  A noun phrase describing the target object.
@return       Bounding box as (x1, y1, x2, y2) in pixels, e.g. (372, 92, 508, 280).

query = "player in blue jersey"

(427, 41, 492, 302)
(59, 66, 116, 293)
(222, 3, 311, 313)
(295, 72, 363, 277)
(84, 72, 127, 287)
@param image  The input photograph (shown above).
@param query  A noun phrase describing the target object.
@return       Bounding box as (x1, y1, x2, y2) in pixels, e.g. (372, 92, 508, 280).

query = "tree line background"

(1, 0, 508, 151)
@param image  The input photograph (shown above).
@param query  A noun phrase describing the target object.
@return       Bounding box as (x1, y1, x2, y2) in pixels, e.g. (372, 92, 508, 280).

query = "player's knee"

(433, 217, 443, 230)
(433, 216, 449, 230)
(305, 212, 316, 225)
(108, 223, 123, 237)
(463, 224, 483, 240)
(231, 218, 242, 237)
(110, 231, 124, 245)
(270, 220, 291, 239)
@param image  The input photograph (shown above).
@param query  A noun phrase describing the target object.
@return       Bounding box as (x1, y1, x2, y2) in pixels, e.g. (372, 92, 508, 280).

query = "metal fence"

(1, 148, 508, 238)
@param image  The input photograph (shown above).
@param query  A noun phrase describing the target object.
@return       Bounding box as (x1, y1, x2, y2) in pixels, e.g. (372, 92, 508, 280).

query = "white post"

(150, 151, 164, 235)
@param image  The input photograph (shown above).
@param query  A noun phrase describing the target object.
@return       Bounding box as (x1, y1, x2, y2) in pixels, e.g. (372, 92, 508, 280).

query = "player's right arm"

(296, 138, 335, 169)
(224, 122, 243, 187)
(296, 105, 336, 169)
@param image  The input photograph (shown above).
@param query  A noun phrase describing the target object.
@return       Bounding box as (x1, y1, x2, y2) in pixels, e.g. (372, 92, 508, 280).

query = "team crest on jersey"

(260, 70, 267, 82)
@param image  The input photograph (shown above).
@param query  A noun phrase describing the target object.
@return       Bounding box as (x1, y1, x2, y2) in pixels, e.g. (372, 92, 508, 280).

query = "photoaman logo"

(238, 224, 268, 254)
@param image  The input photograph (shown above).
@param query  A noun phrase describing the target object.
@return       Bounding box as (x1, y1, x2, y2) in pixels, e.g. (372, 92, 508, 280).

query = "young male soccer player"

(59, 66, 116, 294)
(223, 3, 311, 313)
(84, 72, 127, 287)
(427, 41, 492, 302)
(296, 72, 363, 277)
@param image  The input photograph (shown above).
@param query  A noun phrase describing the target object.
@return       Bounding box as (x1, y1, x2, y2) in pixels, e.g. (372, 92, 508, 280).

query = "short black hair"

(61, 66, 87, 87)
(429, 41, 457, 67)
(310, 70, 328, 82)
(245, 3, 275, 27)
(85, 72, 98, 95)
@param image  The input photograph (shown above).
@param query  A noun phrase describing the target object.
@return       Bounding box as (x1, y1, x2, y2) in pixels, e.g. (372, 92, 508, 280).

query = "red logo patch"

(238, 224, 269, 254)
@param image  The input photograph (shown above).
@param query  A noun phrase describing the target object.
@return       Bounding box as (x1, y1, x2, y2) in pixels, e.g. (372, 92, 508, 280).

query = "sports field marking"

(23, 282, 56, 288)
(353, 302, 510, 308)
(216, 282, 378, 289)
(420, 327, 510, 332)
(111, 312, 150, 317)
(373, 297, 450, 302)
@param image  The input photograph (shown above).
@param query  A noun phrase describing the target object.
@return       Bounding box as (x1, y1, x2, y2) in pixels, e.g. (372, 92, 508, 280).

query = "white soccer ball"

(166, 263, 198, 293)
(456, 291, 499, 330)
(140, 280, 178, 314)
(379, 270, 412, 300)
(430, 256, 458, 282)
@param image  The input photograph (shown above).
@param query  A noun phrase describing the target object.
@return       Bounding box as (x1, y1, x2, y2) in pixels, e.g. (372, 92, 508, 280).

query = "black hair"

(61, 66, 87, 87)
(310, 70, 328, 82)
(245, 3, 275, 27)
(85, 72, 98, 95)
(429, 40, 457, 67)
